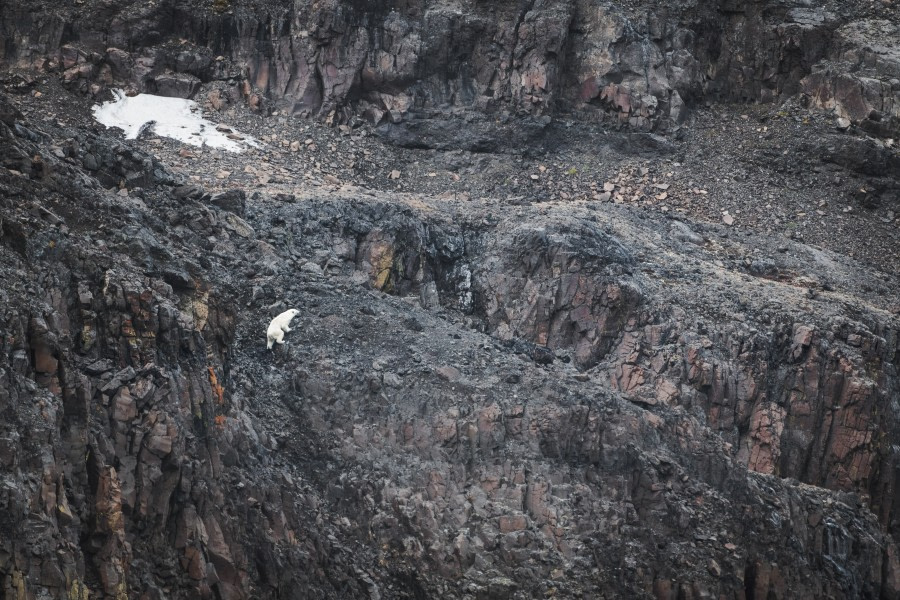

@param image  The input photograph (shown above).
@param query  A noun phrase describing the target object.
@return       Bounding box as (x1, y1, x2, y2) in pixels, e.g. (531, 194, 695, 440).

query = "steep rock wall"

(3, 0, 898, 134)
(267, 184, 900, 544)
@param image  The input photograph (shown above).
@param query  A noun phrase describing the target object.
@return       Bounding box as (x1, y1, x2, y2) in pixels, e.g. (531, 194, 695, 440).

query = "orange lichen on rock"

(208, 366, 224, 405)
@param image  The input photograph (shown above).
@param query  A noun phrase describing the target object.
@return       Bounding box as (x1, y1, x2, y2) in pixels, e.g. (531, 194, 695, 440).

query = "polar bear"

(266, 309, 300, 350)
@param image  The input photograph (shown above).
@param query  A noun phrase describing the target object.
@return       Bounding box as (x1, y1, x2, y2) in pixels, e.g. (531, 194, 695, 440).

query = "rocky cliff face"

(1, 0, 900, 598)
(3, 0, 899, 136)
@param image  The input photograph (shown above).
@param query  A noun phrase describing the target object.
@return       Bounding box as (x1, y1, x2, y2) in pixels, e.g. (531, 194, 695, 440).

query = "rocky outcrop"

(1, 87, 899, 599)
(3, 0, 899, 134)
(473, 217, 900, 540)
(291, 192, 899, 536)
(801, 19, 900, 138)
(474, 221, 641, 368)
(0, 100, 368, 599)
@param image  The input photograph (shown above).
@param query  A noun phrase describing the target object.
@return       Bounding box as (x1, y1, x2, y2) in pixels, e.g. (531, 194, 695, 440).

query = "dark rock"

(377, 114, 555, 153)
(146, 72, 202, 99)
(174, 184, 206, 200)
(209, 189, 246, 215)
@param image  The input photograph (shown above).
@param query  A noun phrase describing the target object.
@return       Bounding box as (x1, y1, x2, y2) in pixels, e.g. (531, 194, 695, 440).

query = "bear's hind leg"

(267, 329, 285, 349)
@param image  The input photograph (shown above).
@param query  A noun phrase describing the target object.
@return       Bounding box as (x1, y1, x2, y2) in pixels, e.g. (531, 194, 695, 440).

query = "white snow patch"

(92, 89, 257, 152)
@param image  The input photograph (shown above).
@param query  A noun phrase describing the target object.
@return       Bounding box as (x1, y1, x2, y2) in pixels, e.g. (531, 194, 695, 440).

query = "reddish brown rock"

(498, 515, 528, 533)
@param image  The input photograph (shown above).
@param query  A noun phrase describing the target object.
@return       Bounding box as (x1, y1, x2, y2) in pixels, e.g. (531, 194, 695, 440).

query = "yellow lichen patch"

(58, 501, 74, 522)
(192, 291, 210, 331)
(11, 569, 26, 600)
(80, 324, 96, 350)
(120, 320, 136, 338)
(369, 241, 394, 290)
(69, 578, 90, 600)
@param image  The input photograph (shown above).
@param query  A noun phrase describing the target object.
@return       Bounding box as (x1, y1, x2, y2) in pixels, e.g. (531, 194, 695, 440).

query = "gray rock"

(670, 221, 705, 245)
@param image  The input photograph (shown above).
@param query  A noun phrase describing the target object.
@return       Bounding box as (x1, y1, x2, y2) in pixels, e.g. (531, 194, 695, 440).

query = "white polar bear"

(266, 309, 300, 349)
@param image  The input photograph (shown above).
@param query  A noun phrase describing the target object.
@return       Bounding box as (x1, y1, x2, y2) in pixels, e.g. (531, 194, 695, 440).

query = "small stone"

(223, 213, 254, 238)
(836, 117, 851, 130)
(389, 170, 401, 180)
(210, 189, 246, 215)
(723, 213, 735, 226)
(324, 174, 340, 185)
(404, 317, 424, 332)
(603, 182, 615, 192)
(436, 365, 461, 382)
(290, 140, 301, 152)
(383, 372, 403, 387)
(671, 221, 704, 245)
(708, 559, 722, 577)
(301, 262, 324, 276)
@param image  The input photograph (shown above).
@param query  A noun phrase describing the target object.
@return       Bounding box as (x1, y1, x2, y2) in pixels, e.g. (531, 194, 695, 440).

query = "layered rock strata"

(3, 0, 899, 135)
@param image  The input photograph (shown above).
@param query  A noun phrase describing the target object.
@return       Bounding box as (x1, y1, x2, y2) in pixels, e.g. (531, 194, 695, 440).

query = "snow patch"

(92, 90, 257, 152)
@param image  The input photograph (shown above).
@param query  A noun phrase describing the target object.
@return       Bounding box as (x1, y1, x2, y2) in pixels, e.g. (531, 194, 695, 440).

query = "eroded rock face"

(4, 0, 898, 134)
(474, 221, 641, 368)
(601, 309, 899, 529)
(0, 103, 380, 599)
(802, 19, 900, 138)
(0, 0, 899, 596)
(0, 89, 898, 599)
(311, 198, 898, 534)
